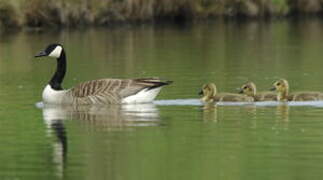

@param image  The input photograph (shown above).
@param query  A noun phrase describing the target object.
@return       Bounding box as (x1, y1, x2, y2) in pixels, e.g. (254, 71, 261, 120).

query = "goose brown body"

(69, 78, 171, 104)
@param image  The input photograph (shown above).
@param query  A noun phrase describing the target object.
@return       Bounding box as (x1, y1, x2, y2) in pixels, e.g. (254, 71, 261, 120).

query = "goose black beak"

(270, 87, 276, 91)
(35, 50, 47, 58)
(198, 90, 203, 96)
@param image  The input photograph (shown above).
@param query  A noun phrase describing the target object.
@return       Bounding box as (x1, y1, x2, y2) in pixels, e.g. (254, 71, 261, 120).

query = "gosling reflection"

(276, 104, 289, 123)
(200, 103, 289, 127)
(201, 103, 218, 122)
(41, 103, 160, 178)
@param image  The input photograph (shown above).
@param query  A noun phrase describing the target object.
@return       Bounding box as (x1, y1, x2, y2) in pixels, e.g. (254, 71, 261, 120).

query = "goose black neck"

(49, 50, 66, 90)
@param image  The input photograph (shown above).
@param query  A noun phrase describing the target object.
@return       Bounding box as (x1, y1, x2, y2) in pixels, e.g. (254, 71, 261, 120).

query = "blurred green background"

(2, 0, 323, 179)
(1, 20, 323, 179)
(0, 0, 322, 29)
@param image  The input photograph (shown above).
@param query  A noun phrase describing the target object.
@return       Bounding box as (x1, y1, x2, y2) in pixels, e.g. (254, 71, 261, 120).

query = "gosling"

(270, 79, 323, 101)
(199, 83, 254, 103)
(239, 82, 277, 101)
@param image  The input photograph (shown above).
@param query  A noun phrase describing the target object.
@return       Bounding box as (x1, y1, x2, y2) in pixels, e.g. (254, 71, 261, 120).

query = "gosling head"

(270, 79, 289, 93)
(199, 83, 217, 103)
(35, 44, 64, 59)
(239, 82, 256, 97)
(270, 79, 289, 101)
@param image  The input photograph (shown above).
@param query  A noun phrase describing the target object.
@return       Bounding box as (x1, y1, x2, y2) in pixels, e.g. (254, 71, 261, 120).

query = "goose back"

(69, 78, 171, 104)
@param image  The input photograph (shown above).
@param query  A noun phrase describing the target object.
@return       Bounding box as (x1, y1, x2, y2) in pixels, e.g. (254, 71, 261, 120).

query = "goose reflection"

(42, 103, 160, 128)
(40, 103, 160, 178)
(49, 120, 67, 179)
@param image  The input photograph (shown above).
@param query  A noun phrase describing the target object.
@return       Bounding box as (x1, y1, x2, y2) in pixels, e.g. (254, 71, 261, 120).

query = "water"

(2, 19, 323, 179)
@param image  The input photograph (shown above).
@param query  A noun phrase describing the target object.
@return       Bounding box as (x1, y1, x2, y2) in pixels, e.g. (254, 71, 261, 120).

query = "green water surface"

(1, 19, 323, 180)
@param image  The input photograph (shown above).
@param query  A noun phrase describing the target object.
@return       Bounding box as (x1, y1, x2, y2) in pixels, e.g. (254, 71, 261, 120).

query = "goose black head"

(35, 44, 64, 59)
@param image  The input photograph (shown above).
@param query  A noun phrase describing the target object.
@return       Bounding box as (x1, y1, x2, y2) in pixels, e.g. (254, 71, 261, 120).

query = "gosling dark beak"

(35, 50, 47, 58)
(238, 88, 243, 94)
(270, 87, 276, 91)
(198, 90, 203, 96)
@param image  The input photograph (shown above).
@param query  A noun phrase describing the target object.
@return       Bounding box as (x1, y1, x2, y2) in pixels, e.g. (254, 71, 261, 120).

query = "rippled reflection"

(39, 103, 160, 178)
(275, 104, 290, 122)
(201, 103, 218, 122)
(41, 103, 160, 128)
(200, 102, 291, 127)
(48, 120, 67, 178)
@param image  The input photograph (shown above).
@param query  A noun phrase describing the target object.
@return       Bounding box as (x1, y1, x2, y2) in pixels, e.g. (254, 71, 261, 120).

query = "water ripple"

(36, 99, 323, 108)
(155, 99, 323, 107)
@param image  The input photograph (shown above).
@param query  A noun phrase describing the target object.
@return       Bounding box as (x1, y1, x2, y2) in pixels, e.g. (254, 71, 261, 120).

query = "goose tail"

(134, 78, 173, 90)
(147, 80, 173, 90)
(121, 78, 172, 104)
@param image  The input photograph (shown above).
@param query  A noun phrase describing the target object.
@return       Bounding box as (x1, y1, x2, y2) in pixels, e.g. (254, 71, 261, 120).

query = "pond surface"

(2, 19, 323, 179)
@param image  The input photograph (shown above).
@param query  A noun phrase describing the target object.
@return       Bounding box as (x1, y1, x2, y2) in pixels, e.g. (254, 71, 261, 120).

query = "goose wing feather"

(70, 78, 171, 99)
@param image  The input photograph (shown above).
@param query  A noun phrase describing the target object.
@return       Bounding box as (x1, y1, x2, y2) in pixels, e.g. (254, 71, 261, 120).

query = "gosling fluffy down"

(199, 83, 253, 103)
(239, 82, 277, 101)
(270, 79, 323, 101)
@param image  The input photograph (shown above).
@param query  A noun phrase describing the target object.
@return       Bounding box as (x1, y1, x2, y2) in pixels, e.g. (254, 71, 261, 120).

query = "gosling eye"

(243, 86, 247, 89)
(277, 82, 281, 86)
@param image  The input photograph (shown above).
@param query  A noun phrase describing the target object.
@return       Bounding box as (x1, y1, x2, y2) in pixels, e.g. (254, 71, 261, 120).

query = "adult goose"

(270, 79, 323, 101)
(199, 83, 253, 103)
(35, 44, 172, 105)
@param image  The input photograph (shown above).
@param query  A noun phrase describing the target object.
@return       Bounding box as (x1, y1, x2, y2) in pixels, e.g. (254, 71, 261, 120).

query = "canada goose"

(270, 79, 323, 101)
(199, 83, 253, 103)
(35, 44, 172, 105)
(239, 82, 277, 101)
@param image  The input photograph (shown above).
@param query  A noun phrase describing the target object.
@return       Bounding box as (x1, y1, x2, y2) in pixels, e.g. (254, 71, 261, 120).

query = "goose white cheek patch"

(49, 46, 63, 58)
